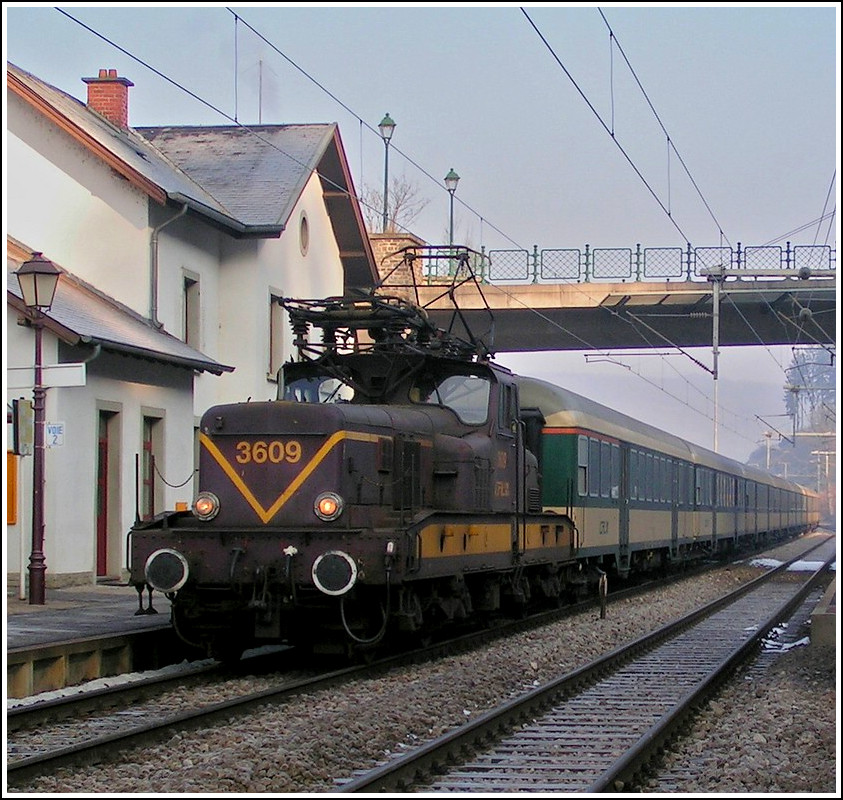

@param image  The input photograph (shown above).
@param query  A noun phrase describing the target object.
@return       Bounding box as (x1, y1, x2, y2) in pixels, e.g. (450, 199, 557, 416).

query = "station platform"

(6, 583, 172, 651)
(810, 575, 836, 649)
(6, 583, 177, 699)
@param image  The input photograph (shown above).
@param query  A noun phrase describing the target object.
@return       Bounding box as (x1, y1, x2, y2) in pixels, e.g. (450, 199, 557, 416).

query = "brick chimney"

(82, 68, 134, 128)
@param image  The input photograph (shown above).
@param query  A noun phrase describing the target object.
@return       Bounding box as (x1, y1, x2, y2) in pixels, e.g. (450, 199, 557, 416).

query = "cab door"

(494, 381, 523, 556)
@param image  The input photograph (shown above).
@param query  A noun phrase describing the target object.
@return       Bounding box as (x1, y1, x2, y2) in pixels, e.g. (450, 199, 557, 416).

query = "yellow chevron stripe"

(199, 430, 379, 524)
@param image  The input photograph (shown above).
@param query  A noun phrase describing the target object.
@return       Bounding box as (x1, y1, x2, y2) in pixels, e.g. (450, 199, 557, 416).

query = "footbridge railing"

(422, 242, 835, 284)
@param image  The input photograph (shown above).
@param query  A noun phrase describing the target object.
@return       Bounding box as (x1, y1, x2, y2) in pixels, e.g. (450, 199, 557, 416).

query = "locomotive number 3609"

(235, 440, 302, 464)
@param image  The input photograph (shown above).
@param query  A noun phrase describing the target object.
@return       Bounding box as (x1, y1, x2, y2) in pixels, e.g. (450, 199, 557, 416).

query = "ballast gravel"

(9, 534, 837, 794)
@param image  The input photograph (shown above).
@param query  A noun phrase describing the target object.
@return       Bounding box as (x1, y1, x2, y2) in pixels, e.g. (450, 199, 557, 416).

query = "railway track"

(6, 534, 831, 790)
(5, 585, 612, 786)
(337, 536, 835, 793)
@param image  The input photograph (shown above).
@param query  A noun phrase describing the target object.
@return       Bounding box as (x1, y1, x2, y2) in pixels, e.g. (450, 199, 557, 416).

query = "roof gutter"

(150, 203, 188, 328)
(168, 193, 285, 238)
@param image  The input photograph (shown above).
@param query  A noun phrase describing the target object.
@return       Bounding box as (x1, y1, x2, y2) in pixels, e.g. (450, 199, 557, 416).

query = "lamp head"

(444, 168, 460, 194)
(378, 113, 396, 142)
(16, 252, 61, 310)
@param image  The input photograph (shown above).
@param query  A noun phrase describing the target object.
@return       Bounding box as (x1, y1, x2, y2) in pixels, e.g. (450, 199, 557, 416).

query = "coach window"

(611, 443, 620, 499)
(588, 438, 600, 497)
(667, 459, 674, 503)
(652, 457, 659, 502)
(629, 449, 638, 499)
(600, 441, 611, 498)
(686, 464, 694, 506)
(577, 435, 588, 496)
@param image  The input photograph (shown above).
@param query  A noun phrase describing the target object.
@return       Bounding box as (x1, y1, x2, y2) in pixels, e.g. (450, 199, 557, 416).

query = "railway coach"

(516, 376, 819, 579)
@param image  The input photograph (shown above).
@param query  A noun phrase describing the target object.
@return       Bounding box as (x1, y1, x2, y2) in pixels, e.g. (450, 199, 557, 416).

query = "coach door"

(670, 459, 678, 559)
(618, 444, 630, 571)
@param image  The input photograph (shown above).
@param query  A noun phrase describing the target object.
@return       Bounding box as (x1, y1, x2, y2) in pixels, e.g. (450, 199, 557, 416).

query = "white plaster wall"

(210, 172, 344, 409)
(150, 207, 222, 344)
(6, 94, 150, 316)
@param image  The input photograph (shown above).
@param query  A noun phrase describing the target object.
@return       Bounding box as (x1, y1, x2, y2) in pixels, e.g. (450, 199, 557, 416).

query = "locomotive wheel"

(211, 641, 246, 666)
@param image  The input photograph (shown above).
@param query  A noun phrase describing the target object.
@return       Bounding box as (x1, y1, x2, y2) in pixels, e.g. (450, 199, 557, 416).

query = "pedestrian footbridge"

(377, 241, 837, 353)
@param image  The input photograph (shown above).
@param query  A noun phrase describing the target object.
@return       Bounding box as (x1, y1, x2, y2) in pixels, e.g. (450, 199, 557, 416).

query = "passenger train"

(129, 276, 819, 660)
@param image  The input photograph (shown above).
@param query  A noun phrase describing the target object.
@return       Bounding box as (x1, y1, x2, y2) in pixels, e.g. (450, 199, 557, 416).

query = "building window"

(269, 294, 285, 378)
(299, 212, 310, 256)
(183, 273, 200, 347)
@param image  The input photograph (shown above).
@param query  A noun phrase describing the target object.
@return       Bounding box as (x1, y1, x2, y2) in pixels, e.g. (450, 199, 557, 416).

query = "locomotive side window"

(497, 382, 520, 432)
(411, 373, 490, 425)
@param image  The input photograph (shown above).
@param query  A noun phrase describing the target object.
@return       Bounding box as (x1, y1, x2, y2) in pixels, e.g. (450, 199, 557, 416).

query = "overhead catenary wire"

(596, 6, 732, 248)
(520, 7, 694, 246)
(50, 6, 823, 457)
(227, 8, 524, 251)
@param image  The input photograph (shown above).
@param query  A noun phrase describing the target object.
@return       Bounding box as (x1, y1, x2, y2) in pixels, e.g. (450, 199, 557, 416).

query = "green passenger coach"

(516, 375, 818, 579)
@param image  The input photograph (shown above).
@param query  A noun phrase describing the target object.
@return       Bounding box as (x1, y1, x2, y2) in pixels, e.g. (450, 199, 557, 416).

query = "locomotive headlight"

(145, 548, 189, 593)
(193, 491, 220, 521)
(314, 491, 344, 521)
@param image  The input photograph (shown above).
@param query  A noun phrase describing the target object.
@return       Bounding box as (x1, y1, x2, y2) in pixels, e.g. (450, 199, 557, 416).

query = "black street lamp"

(15, 252, 61, 605)
(378, 113, 396, 232)
(444, 168, 460, 275)
(444, 167, 460, 248)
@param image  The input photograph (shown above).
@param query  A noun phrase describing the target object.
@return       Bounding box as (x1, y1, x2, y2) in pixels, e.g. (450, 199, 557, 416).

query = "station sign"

(6, 363, 87, 389)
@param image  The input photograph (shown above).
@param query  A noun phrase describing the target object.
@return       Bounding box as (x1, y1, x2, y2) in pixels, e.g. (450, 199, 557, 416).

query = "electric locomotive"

(130, 292, 581, 660)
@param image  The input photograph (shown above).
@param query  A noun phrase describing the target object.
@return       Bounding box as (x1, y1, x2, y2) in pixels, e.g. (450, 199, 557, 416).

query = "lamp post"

(378, 113, 396, 232)
(444, 168, 460, 275)
(15, 252, 61, 605)
(444, 168, 460, 248)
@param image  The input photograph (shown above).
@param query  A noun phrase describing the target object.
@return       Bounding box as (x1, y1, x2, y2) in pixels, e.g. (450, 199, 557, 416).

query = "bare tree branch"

(361, 175, 430, 234)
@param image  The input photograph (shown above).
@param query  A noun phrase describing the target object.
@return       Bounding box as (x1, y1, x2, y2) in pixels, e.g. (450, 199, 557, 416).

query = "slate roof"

(7, 248, 232, 375)
(136, 125, 337, 230)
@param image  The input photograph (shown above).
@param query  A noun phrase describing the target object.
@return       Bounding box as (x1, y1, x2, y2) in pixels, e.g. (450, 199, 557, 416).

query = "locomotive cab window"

(411, 371, 490, 425)
(282, 373, 355, 403)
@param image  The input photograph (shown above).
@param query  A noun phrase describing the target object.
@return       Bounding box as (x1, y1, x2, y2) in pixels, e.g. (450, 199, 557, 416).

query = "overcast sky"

(3, 3, 839, 465)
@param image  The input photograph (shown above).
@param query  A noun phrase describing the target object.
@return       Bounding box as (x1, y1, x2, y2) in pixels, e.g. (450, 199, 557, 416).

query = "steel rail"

(337, 537, 834, 792)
